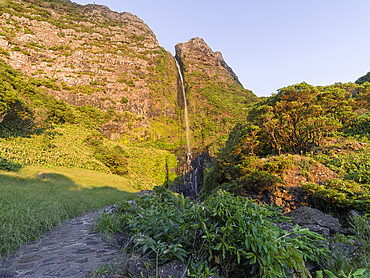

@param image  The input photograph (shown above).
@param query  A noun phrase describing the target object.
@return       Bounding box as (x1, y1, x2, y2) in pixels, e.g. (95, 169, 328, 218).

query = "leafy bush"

(103, 187, 328, 278)
(0, 157, 22, 171)
(85, 133, 129, 175)
(303, 179, 370, 212)
(355, 72, 370, 85)
(120, 96, 128, 104)
(202, 124, 293, 196)
(10, 46, 21, 51)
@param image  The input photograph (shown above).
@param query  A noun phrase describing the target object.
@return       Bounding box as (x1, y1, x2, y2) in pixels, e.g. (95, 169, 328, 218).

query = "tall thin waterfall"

(175, 58, 192, 164)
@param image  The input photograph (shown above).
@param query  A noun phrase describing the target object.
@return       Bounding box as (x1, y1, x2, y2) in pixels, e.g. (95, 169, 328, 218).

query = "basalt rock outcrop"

(285, 207, 341, 237)
(170, 152, 215, 197)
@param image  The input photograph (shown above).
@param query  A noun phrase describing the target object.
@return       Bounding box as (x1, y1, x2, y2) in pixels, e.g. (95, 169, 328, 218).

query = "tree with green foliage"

(250, 82, 343, 154)
(355, 71, 370, 85)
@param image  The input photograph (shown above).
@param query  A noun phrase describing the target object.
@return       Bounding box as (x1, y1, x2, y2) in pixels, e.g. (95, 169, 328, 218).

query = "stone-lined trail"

(0, 209, 123, 277)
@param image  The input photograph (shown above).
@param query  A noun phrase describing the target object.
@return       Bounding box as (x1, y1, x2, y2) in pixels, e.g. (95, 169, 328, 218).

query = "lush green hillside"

(203, 81, 370, 213)
(0, 56, 177, 188)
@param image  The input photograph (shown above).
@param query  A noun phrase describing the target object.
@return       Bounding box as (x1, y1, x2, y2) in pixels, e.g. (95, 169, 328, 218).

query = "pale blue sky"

(74, 0, 370, 97)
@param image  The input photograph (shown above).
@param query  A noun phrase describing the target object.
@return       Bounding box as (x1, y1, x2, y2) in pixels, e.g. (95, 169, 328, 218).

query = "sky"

(73, 0, 370, 97)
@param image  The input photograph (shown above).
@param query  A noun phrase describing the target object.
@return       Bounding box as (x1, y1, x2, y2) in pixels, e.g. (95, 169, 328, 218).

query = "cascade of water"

(193, 156, 201, 194)
(174, 57, 191, 164)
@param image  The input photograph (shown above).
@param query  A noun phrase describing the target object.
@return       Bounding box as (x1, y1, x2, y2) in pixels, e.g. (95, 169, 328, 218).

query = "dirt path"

(0, 209, 123, 278)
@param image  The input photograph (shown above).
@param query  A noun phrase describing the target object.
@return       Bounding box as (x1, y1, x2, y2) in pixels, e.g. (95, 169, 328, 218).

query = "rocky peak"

(175, 37, 218, 67)
(175, 37, 243, 87)
(215, 51, 243, 88)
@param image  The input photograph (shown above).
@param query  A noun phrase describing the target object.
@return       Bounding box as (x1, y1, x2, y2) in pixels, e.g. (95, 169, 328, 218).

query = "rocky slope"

(0, 0, 257, 157)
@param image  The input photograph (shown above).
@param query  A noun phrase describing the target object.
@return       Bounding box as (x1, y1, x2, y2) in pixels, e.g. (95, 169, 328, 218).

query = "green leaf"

(324, 270, 339, 278)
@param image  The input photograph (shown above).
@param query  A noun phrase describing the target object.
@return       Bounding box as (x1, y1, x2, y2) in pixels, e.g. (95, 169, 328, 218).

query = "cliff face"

(0, 0, 257, 153)
(175, 38, 257, 152)
(0, 0, 180, 141)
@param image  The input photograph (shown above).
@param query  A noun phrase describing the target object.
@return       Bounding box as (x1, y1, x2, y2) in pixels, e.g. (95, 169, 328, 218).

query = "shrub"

(10, 46, 21, 51)
(24, 27, 34, 35)
(0, 47, 10, 57)
(0, 157, 22, 171)
(85, 133, 129, 175)
(120, 96, 128, 104)
(303, 179, 370, 212)
(104, 187, 328, 278)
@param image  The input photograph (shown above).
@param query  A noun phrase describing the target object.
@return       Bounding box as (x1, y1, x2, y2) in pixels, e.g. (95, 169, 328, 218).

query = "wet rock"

(0, 208, 125, 278)
(171, 152, 214, 197)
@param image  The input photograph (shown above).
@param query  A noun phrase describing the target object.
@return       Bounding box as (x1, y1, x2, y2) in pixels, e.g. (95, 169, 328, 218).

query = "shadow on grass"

(0, 171, 137, 255)
(0, 171, 137, 204)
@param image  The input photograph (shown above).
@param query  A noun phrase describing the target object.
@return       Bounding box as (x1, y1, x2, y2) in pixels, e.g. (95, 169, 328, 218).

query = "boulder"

(158, 260, 188, 278)
(285, 207, 341, 236)
(104, 203, 119, 214)
(125, 257, 155, 278)
(137, 190, 156, 198)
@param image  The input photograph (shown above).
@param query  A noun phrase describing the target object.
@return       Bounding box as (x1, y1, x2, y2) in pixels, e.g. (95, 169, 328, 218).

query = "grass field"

(0, 124, 178, 189)
(0, 166, 138, 256)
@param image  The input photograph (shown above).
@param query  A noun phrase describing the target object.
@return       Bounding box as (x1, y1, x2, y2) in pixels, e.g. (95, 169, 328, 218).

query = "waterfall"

(174, 58, 192, 164)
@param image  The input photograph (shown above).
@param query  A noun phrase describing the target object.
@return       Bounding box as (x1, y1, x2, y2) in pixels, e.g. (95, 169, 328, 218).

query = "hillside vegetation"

(203, 81, 370, 214)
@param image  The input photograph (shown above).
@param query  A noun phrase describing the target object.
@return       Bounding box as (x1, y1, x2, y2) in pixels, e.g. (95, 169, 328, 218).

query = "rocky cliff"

(0, 0, 257, 155)
(175, 38, 257, 152)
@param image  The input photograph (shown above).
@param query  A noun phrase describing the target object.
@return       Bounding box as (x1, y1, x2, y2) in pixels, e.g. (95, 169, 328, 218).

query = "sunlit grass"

(0, 166, 138, 256)
(0, 124, 177, 189)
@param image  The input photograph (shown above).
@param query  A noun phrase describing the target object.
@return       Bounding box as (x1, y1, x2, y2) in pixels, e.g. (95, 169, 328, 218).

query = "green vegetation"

(0, 55, 177, 189)
(356, 71, 370, 85)
(95, 187, 328, 278)
(199, 81, 256, 117)
(0, 124, 177, 189)
(116, 77, 135, 87)
(203, 81, 370, 199)
(0, 165, 137, 256)
(5, 1, 370, 276)
(120, 96, 128, 104)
